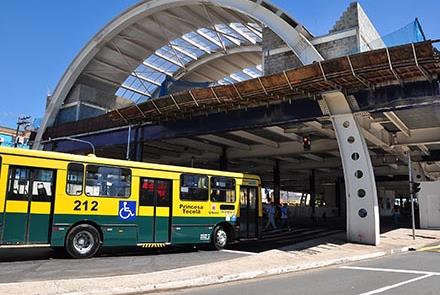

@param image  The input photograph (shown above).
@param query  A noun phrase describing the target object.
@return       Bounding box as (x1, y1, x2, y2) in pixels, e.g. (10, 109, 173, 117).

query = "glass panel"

(248, 188, 256, 210)
(210, 177, 236, 203)
(180, 174, 208, 201)
(85, 165, 131, 198)
(32, 169, 54, 202)
(67, 163, 83, 196)
(7, 166, 55, 202)
(7, 167, 30, 201)
(140, 178, 155, 206)
(156, 180, 171, 207)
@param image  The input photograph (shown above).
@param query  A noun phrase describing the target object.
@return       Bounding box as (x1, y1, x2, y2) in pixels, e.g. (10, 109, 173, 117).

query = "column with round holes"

(323, 92, 380, 245)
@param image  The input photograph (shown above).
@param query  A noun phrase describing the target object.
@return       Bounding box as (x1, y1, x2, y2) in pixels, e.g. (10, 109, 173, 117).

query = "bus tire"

(65, 224, 101, 259)
(212, 226, 228, 250)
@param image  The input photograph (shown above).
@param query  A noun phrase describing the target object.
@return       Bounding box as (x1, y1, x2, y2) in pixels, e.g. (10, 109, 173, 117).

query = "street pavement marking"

(340, 266, 440, 276)
(418, 245, 440, 252)
(220, 249, 258, 256)
(341, 266, 440, 295)
(356, 274, 434, 295)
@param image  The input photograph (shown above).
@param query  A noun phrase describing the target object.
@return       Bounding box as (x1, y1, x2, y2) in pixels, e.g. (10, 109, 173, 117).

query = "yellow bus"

(0, 147, 262, 258)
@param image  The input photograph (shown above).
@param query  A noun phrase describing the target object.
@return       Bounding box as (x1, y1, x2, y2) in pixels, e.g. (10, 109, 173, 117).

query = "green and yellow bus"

(0, 147, 262, 258)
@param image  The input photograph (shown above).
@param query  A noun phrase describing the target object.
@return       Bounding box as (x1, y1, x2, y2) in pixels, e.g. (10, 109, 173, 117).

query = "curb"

(0, 242, 427, 295)
(67, 245, 416, 295)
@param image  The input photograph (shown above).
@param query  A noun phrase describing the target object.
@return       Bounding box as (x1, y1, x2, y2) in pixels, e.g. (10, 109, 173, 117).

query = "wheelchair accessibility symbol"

(119, 201, 136, 221)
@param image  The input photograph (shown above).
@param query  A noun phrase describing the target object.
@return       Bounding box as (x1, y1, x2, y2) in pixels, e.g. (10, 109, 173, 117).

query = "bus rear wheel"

(66, 224, 101, 259)
(212, 226, 228, 250)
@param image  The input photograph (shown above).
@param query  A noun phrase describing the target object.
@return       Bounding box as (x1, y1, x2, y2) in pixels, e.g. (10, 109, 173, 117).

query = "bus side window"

(7, 167, 30, 201)
(66, 163, 84, 196)
(85, 165, 131, 198)
(7, 166, 55, 202)
(180, 174, 208, 201)
(31, 169, 55, 202)
(210, 177, 236, 203)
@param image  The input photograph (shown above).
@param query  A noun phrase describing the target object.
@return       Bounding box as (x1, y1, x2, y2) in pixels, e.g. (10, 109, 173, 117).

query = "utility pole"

(407, 153, 416, 240)
(14, 116, 31, 148)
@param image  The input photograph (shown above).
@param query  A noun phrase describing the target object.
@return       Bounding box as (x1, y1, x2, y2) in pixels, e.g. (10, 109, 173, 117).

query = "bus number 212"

(73, 200, 98, 211)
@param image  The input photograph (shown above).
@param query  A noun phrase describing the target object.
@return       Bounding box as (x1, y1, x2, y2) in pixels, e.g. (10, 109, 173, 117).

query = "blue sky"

(0, 0, 437, 128)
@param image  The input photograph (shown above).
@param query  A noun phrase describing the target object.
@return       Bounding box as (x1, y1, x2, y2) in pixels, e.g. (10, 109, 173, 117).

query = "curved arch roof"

(35, 0, 323, 148)
(116, 21, 264, 103)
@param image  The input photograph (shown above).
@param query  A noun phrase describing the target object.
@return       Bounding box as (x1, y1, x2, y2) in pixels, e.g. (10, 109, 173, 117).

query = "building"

(0, 126, 30, 149)
(35, 1, 439, 246)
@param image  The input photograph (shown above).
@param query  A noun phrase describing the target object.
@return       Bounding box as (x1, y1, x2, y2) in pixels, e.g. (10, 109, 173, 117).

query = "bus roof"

(0, 147, 260, 180)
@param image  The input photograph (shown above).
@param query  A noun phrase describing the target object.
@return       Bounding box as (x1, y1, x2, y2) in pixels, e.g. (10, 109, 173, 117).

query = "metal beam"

(162, 138, 222, 154)
(394, 127, 440, 146)
(263, 126, 302, 142)
(229, 130, 279, 148)
(383, 111, 410, 137)
(174, 45, 262, 80)
(301, 153, 324, 162)
(198, 134, 250, 150)
(228, 139, 338, 160)
(304, 121, 336, 138)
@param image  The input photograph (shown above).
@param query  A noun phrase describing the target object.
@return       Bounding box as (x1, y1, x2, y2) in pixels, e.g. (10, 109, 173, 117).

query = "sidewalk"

(1, 228, 439, 295)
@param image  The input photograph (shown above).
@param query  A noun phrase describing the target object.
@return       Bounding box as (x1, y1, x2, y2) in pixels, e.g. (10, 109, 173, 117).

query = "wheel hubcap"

(73, 231, 94, 254)
(216, 230, 227, 247)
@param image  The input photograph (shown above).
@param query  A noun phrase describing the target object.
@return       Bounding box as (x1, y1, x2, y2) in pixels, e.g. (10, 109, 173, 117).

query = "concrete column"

(323, 91, 380, 245)
(273, 159, 280, 204)
(324, 184, 337, 207)
(309, 169, 316, 215)
(219, 147, 228, 171)
(132, 127, 143, 162)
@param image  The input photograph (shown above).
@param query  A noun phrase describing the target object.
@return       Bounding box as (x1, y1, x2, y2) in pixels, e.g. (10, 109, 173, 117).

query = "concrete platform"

(1, 228, 439, 295)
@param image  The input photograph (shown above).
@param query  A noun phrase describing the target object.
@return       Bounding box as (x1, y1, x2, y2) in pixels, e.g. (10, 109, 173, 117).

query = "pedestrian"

(280, 203, 290, 230)
(393, 204, 401, 227)
(264, 202, 277, 230)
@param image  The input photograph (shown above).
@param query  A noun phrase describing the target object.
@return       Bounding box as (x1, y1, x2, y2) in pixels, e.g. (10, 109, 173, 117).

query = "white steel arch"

(35, 0, 322, 149)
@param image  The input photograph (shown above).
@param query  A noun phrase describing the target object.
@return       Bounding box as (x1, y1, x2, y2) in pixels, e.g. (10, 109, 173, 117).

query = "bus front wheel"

(65, 224, 101, 259)
(212, 226, 228, 250)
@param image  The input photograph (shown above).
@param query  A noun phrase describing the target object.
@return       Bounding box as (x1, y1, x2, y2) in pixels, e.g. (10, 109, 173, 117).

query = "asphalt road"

(0, 227, 338, 283)
(161, 251, 440, 295)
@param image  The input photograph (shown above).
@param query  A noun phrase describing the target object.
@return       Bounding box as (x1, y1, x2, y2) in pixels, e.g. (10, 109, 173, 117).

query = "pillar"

(131, 126, 143, 162)
(219, 147, 228, 171)
(309, 169, 316, 215)
(323, 91, 380, 245)
(273, 159, 280, 204)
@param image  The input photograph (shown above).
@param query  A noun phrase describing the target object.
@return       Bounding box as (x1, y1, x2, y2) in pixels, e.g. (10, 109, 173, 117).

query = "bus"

(0, 147, 262, 258)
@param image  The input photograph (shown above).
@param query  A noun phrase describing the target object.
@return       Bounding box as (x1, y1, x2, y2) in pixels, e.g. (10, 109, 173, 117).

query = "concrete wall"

(262, 27, 302, 75)
(418, 181, 440, 228)
(65, 84, 131, 110)
(314, 35, 358, 60)
(262, 2, 384, 75)
(54, 83, 132, 124)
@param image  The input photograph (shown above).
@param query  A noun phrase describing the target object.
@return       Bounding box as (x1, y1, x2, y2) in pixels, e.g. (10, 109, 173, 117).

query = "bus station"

(34, 0, 440, 246)
(1, 0, 440, 294)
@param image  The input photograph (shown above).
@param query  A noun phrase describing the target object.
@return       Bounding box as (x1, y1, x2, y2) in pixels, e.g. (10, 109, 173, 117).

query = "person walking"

(280, 203, 290, 231)
(393, 204, 401, 227)
(264, 202, 277, 230)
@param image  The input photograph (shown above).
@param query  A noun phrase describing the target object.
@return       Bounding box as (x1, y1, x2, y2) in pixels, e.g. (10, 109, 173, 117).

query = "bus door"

(2, 166, 55, 244)
(139, 178, 172, 243)
(239, 186, 258, 239)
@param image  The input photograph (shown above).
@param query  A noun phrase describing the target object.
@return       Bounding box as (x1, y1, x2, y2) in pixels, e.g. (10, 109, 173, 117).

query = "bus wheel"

(212, 226, 228, 250)
(65, 224, 101, 259)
